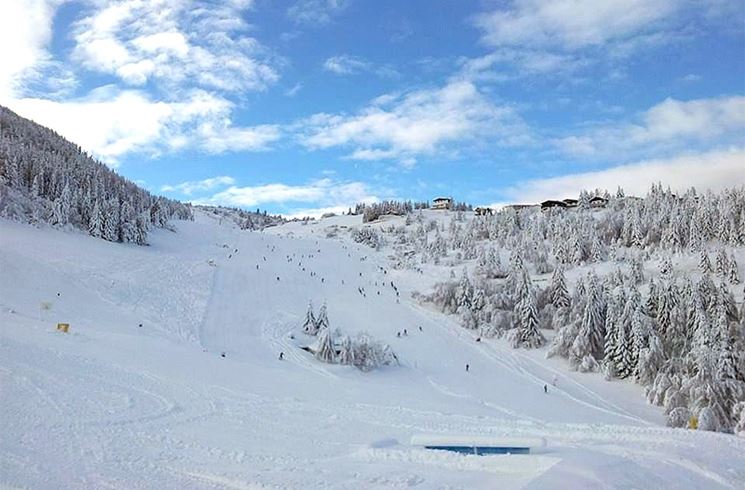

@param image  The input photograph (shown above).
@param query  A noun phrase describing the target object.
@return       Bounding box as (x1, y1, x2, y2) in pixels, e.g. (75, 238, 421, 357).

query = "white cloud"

(0, 0, 65, 100)
(9, 88, 281, 164)
(284, 83, 303, 97)
(469, 1, 698, 80)
(454, 49, 587, 82)
(70, 0, 278, 92)
(323, 55, 398, 78)
(161, 176, 236, 195)
(298, 80, 530, 164)
(197, 123, 281, 153)
(503, 148, 745, 203)
(323, 55, 371, 75)
(0, 0, 281, 163)
(474, 0, 677, 50)
(287, 0, 347, 26)
(679, 73, 702, 83)
(205, 178, 376, 206)
(200, 178, 381, 218)
(555, 95, 745, 158)
(281, 205, 351, 220)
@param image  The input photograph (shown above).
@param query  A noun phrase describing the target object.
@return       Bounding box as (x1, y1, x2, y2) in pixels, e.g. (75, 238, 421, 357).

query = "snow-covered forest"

(0, 106, 193, 244)
(198, 205, 286, 231)
(358, 186, 745, 434)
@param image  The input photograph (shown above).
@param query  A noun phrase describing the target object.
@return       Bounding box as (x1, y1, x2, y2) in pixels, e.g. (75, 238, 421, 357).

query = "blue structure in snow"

(411, 435, 544, 456)
(423, 445, 531, 455)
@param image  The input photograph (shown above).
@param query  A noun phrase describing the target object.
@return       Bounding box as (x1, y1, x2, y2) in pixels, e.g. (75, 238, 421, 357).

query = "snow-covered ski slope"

(1, 211, 744, 489)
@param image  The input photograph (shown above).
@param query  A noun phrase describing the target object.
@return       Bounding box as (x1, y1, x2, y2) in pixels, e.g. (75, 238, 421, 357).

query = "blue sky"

(2, 0, 744, 217)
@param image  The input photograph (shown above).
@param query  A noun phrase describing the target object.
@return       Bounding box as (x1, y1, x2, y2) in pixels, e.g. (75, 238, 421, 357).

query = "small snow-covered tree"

(549, 266, 570, 309)
(302, 301, 318, 335)
(699, 250, 712, 274)
(338, 335, 355, 365)
(316, 301, 330, 330)
(579, 354, 599, 373)
(352, 333, 397, 371)
(572, 273, 606, 361)
(315, 327, 336, 363)
(667, 407, 690, 428)
(698, 406, 719, 432)
(733, 402, 745, 436)
(52, 183, 72, 225)
(510, 270, 545, 349)
(630, 257, 644, 285)
(636, 330, 665, 385)
(88, 200, 103, 238)
(456, 268, 473, 312)
(728, 254, 740, 284)
(715, 249, 728, 278)
(103, 200, 120, 242)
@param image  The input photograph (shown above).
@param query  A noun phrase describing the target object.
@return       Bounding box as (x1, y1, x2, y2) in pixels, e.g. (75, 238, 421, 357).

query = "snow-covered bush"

(698, 407, 719, 432)
(667, 407, 690, 428)
(579, 355, 599, 373)
(733, 402, 745, 436)
(351, 227, 384, 249)
(350, 333, 398, 372)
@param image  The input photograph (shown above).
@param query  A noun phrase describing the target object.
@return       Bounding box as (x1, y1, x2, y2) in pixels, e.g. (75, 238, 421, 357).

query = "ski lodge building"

(431, 197, 453, 210)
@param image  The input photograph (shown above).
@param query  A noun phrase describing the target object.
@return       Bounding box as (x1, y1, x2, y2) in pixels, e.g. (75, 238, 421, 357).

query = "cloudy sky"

(2, 0, 743, 217)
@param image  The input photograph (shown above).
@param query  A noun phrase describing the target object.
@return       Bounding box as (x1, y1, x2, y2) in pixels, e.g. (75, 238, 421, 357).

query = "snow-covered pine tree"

(548, 266, 570, 309)
(716, 320, 745, 429)
(315, 327, 336, 363)
(603, 289, 624, 378)
(572, 237, 586, 264)
(613, 287, 642, 378)
(456, 268, 473, 312)
(630, 257, 644, 285)
(699, 250, 713, 274)
(316, 301, 330, 331)
(302, 301, 318, 335)
(571, 272, 606, 362)
(733, 401, 745, 436)
(728, 254, 740, 284)
(590, 234, 604, 263)
(486, 247, 504, 278)
(718, 282, 739, 323)
(103, 199, 120, 242)
(659, 257, 673, 279)
(715, 248, 728, 278)
(52, 183, 72, 226)
(645, 279, 659, 318)
(636, 327, 665, 386)
(510, 270, 545, 349)
(655, 279, 682, 355)
(88, 199, 103, 238)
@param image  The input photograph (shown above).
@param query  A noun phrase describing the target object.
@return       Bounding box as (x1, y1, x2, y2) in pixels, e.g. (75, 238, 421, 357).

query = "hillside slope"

(2, 212, 744, 489)
(0, 105, 192, 243)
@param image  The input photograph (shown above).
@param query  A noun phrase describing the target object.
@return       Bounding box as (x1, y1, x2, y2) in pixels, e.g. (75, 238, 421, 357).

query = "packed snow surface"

(1, 211, 744, 489)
